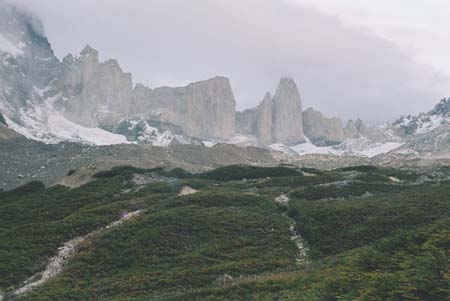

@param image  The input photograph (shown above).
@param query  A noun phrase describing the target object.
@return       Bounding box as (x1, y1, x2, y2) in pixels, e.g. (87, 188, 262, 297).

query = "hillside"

(1, 165, 449, 300)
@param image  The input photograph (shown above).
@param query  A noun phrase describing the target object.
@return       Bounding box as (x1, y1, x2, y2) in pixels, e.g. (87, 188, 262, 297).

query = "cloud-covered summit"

(4, 0, 450, 123)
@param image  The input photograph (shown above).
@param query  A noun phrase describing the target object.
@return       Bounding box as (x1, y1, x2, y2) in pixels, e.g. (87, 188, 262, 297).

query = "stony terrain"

(0, 136, 376, 191)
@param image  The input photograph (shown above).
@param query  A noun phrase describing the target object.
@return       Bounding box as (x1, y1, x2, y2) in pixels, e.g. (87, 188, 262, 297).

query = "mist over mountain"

(7, 0, 450, 124)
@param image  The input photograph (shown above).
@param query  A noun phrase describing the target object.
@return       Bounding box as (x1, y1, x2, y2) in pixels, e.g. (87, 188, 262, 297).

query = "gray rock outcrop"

(302, 107, 346, 145)
(0, 2, 60, 123)
(272, 78, 305, 145)
(54, 45, 134, 130)
(344, 119, 363, 138)
(132, 77, 236, 140)
(255, 92, 274, 145)
(236, 78, 305, 145)
(235, 109, 257, 136)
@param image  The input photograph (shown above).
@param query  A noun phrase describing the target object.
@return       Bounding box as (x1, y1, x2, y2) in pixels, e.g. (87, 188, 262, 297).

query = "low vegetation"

(0, 164, 448, 300)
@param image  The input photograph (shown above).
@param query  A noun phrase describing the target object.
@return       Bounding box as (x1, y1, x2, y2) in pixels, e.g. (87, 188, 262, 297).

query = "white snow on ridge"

(356, 141, 403, 157)
(270, 137, 403, 158)
(4, 98, 130, 146)
(0, 33, 23, 57)
(416, 115, 444, 134)
(45, 112, 129, 145)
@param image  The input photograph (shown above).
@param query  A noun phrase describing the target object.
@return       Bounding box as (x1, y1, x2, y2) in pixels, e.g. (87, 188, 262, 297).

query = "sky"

(9, 0, 450, 123)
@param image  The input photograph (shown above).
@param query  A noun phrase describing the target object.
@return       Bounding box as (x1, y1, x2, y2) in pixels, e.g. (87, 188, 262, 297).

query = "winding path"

(13, 210, 143, 297)
(276, 194, 309, 265)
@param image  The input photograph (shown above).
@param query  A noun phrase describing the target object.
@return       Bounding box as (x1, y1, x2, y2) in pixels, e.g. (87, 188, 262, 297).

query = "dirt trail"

(13, 210, 143, 297)
(276, 194, 309, 265)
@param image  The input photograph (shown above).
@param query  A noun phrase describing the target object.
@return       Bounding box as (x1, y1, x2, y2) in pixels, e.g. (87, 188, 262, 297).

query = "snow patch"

(416, 115, 444, 134)
(228, 134, 260, 147)
(0, 33, 23, 57)
(271, 136, 403, 158)
(4, 97, 129, 146)
(203, 141, 218, 148)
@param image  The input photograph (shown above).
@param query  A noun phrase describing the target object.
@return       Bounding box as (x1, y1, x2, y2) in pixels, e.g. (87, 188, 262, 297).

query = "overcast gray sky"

(10, 0, 450, 123)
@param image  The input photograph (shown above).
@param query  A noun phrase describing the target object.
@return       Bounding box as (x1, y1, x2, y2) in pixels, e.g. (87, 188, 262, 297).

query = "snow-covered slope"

(4, 98, 129, 145)
(392, 98, 450, 138)
(270, 137, 403, 158)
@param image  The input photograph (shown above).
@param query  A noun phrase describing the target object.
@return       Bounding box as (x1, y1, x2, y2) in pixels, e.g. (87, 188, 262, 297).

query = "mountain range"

(1, 2, 450, 161)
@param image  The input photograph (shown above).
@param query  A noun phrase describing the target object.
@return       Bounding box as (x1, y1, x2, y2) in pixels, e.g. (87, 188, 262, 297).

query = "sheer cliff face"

(255, 92, 273, 145)
(303, 107, 346, 145)
(236, 78, 305, 146)
(132, 77, 236, 140)
(54, 45, 236, 139)
(54, 46, 134, 129)
(0, 3, 238, 141)
(272, 78, 305, 145)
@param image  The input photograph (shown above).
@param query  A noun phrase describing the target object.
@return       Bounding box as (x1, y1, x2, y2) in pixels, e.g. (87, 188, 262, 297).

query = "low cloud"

(9, 0, 450, 123)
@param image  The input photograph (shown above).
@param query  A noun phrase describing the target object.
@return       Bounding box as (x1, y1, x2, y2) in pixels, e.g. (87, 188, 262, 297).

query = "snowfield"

(271, 137, 403, 158)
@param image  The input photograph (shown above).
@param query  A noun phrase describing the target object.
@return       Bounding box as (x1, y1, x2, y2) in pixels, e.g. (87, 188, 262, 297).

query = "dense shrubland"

(0, 164, 448, 300)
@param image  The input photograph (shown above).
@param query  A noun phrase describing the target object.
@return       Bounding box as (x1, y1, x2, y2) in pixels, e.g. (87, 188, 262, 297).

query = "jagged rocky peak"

(302, 107, 346, 145)
(80, 44, 98, 58)
(235, 77, 305, 145)
(0, 2, 60, 125)
(391, 98, 450, 138)
(132, 76, 236, 141)
(429, 98, 450, 116)
(54, 44, 134, 129)
(271, 77, 305, 145)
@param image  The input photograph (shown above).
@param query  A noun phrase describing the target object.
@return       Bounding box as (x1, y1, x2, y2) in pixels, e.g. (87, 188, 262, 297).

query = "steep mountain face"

(302, 107, 346, 145)
(255, 92, 273, 145)
(235, 79, 305, 146)
(0, 2, 237, 144)
(389, 98, 450, 155)
(0, 2, 59, 123)
(272, 78, 305, 145)
(392, 98, 450, 138)
(132, 77, 236, 140)
(3, 2, 450, 160)
(53, 46, 133, 130)
(235, 108, 257, 136)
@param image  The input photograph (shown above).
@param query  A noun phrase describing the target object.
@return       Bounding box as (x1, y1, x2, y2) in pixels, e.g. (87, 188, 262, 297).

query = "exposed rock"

(302, 107, 346, 145)
(113, 118, 202, 146)
(178, 186, 199, 196)
(0, 112, 6, 126)
(132, 77, 236, 140)
(344, 119, 362, 138)
(355, 119, 367, 135)
(54, 45, 134, 129)
(255, 92, 273, 145)
(0, 2, 59, 123)
(429, 98, 450, 116)
(0, 122, 19, 140)
(272, 77, 305, 145)
(236, 79, 304, 146)
(236, 108, 257, 135)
